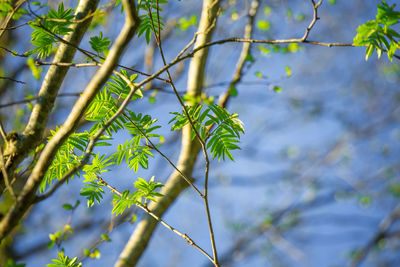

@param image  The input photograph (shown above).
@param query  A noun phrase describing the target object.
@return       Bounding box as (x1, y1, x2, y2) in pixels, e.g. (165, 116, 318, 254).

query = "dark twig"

(35, 61, 170, 83)
(150, 1, 219, 264)
(0, 93, 81, 109)
(0, 76, 25, 84)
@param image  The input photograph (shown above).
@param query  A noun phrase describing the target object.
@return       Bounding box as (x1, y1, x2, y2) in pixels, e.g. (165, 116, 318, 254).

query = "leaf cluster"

(80, 182, 105, 207)
(47, 252, 82, 267)
(112, 177, 163, 215)
(40, 130, 111, 193)
(0, 0, 28, 20)
(30, 3, 74, 58)
(89, 31, 111, 56)
(80, 154, 113, 207)
(137, 0, 168, 43)
(354, 1, 400, 61)
(110, 111, 161, 172)
(86, 69, 143, 134)
(169, 103, 244, 161)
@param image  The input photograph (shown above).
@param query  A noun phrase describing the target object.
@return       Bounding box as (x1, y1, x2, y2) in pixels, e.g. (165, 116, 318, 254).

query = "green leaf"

(285, 66, 292, 77)
(257, 20, 270, 31)
(101, 234, 111, 242)
(47, 252, 82, 267)
(264, 6, 271, 15)
(365, 44, 375, 60)
(271, 85, 282, 93)
(91, 248, 101, 259)
(287, 43, 301, 52)
(254, 71, 263, 78)
(62, 204, 73, 210)
(245, 53, 255, 62)
(90, 32, 111, 55)
(257, 45, 270, 55)
(354, 1, 400, 61)
(112, 190, 137, 215)
(178, 15, 197, 31)
(171, 103, 244, 161)
(26, 57, 42, 79)
(228, 85, 238, 96)
(80, 182, 105, 207)
(30, 3, 74, 58)
(133, 176, 164, 203)
(5, 259, 25, 267)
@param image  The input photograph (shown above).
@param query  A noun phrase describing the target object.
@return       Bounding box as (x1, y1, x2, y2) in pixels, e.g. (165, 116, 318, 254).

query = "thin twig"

(0, 22, 29, 31)
(97, 175, 214, 263)
(301, 0, 323, 41)
(0, 45, 28, 57)
(151, 1, 219, 264)
(0, 76, 25, 84)
(0, 93, 81, 109)
(35, 61, 170, 83)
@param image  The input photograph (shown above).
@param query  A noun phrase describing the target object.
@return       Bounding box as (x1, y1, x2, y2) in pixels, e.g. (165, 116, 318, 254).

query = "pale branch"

(0, 0, 26, 39)
(0, 146, 15, 200)
(138, 204, 214, 263)
(0, 0, 140, 241)
(218, 0, 259, 109)
(301, 0, 323, 42)
(0, 122, 6, 141)
(185, 38, 400, 60)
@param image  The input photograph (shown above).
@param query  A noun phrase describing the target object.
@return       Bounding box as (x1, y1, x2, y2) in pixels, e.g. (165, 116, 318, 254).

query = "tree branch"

(0, 0, 101, 195)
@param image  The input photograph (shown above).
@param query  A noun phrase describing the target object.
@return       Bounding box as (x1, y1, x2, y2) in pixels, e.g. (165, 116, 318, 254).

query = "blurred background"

(1, 0, 400, 266)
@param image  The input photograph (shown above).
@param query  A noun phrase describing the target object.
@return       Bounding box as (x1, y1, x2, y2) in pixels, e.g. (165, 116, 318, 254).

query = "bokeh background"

(1, 0, 400, 266)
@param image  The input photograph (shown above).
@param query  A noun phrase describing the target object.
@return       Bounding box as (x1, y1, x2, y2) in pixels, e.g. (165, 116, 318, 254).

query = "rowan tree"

(0, 0, 399, 266)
